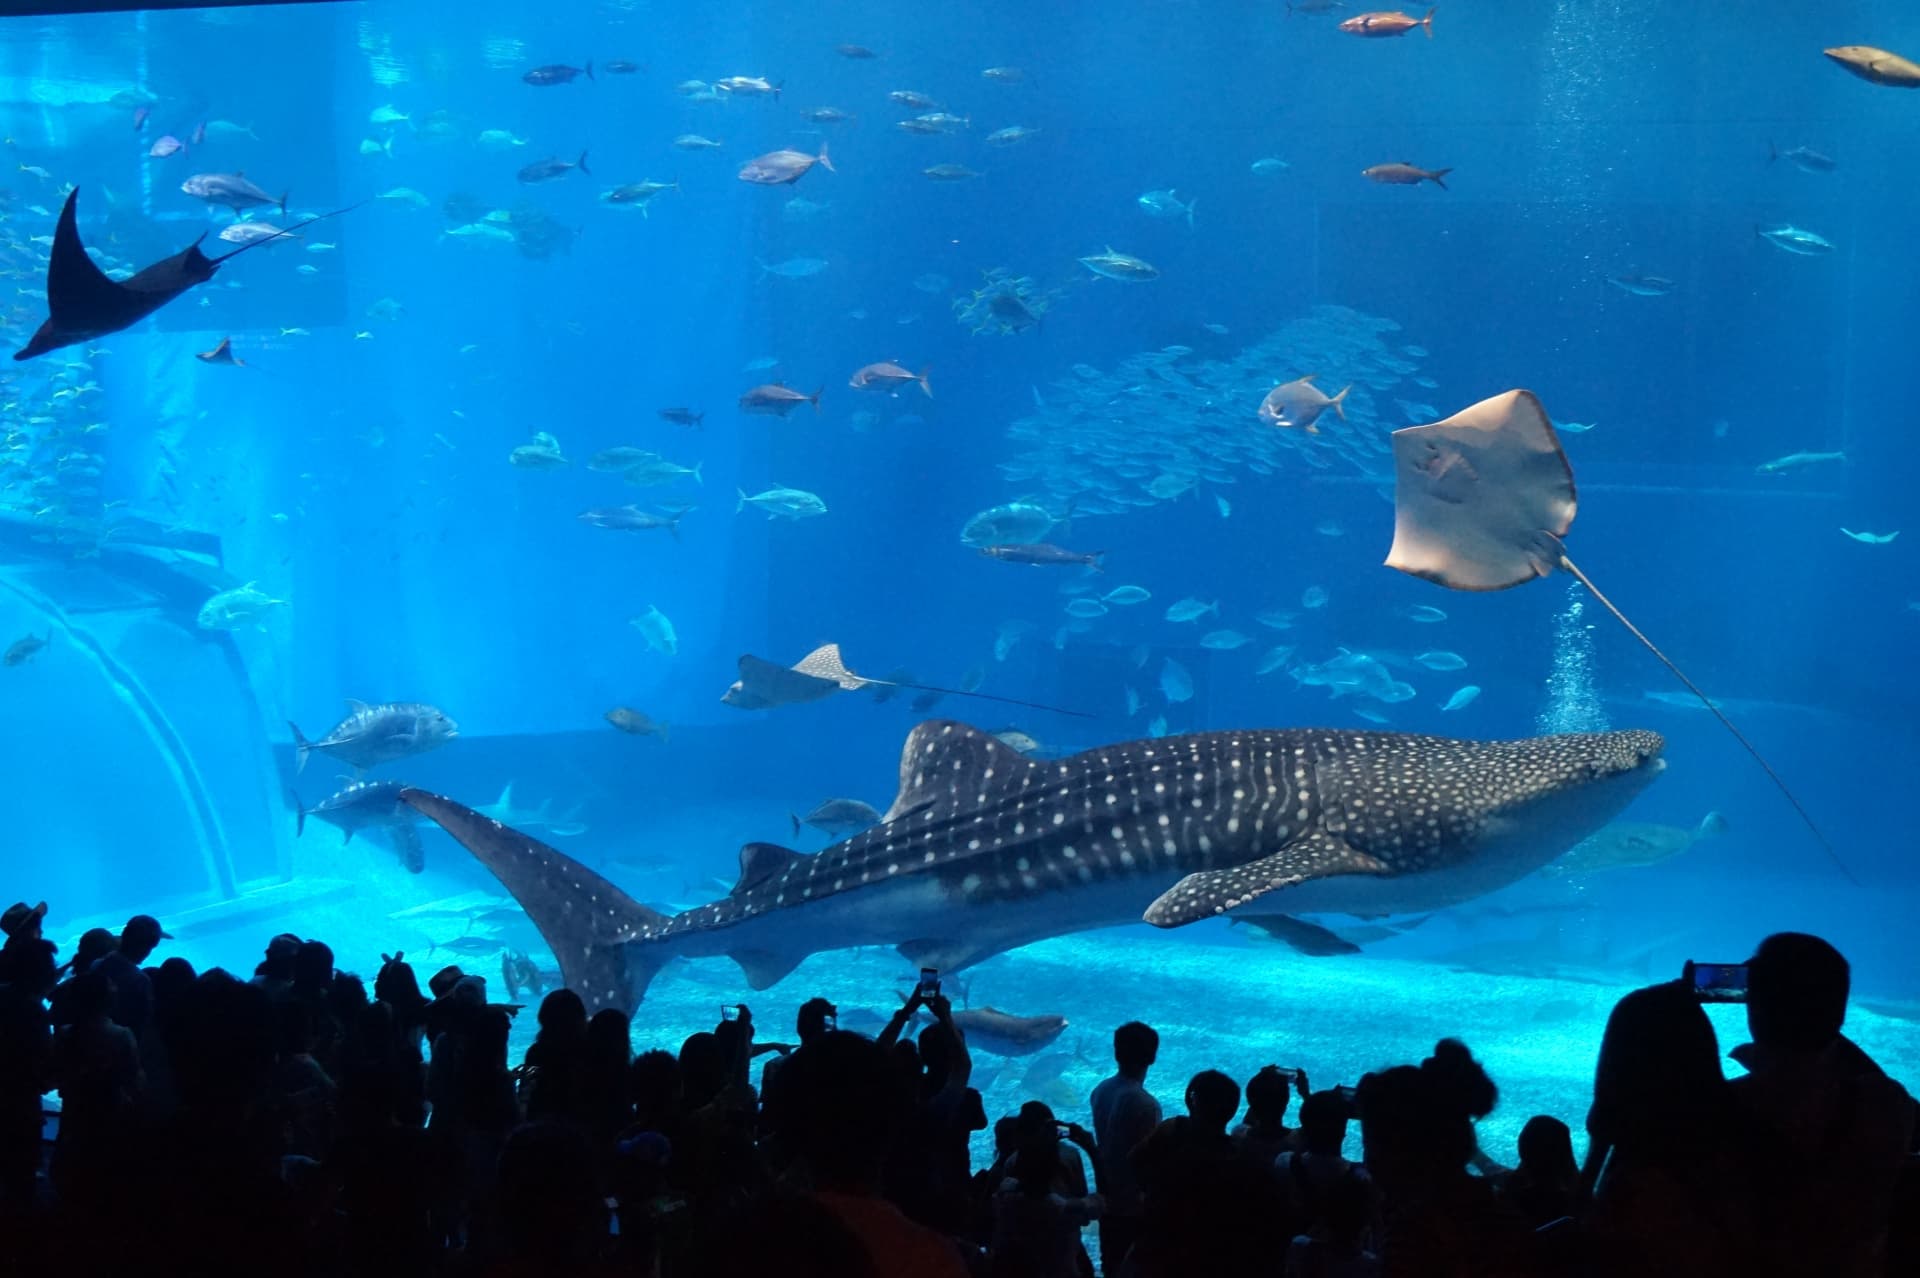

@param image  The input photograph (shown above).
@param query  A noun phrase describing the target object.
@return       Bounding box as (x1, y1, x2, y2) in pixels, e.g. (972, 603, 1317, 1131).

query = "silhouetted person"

(250, 932, 301, 999)
(1129, 1070, 1279, 1278)
(1285, 1165, 1380, 1278)
(990, 1102, 1104, 1278)
(762, 997, 836, 1167)
(524, 987, 590, 1124)
(583, 1006, 634, 1144)
(1730, 933, 1917, 1277)
(91, 913, 167, 1052)
(482, 1119, 609, 1275)
(890, 991, 984, 1236)
(1358, 1039, 1528, 1278)
(47, 927, 116, 1027)
(1233, 1064, 1305, 1166)
(0, 934, 55, 1214)
(1581, 983, 1754, 1277)
(1089, 1020, 1160, 1273)
(268, 995, 337, 1160)
(49, 969, 141, 1210)
(332, 998, 435, 1273)
(1276, 1089, 1370, 1235)
(782, 1030, 968, 1277)
(1496, 1114, 1578, 1228)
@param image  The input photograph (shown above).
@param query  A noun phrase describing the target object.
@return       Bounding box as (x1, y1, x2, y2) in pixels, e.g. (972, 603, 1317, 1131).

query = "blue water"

(2, 0, 1916, 1161)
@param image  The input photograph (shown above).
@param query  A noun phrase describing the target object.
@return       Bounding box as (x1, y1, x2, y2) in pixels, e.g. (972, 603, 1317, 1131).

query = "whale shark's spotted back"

(401, 719, 1665, 1013)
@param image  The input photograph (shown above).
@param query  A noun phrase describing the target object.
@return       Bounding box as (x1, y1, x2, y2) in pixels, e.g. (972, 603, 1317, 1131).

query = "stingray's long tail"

(1558, 555, 1857, 886)
(209, 199, 368, 265)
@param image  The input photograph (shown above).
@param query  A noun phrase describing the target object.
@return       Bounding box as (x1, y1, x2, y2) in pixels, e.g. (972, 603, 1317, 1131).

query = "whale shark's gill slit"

(1385, 389, 1854, 886)
(1557, 556, 1854, 886)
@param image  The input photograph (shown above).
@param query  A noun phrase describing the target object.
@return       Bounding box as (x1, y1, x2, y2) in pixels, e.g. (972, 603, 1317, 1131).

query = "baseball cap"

(122, 914, 173, 945)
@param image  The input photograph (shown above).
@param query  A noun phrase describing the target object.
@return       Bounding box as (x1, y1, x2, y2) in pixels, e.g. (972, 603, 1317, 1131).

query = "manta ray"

(403, 719, 1665, 1014)
(15, 189, 355, 361)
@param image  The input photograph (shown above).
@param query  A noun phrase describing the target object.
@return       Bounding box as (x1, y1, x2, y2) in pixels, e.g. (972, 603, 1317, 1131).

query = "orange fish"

(1338, 7, 1435, 38)
(195, 336, 243, 366)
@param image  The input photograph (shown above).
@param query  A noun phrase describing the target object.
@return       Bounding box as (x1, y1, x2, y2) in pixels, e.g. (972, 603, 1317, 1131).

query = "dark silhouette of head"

(1588, 981, 1725, 1163)
(119, 913, 169, 964)
(67, 926, 118, 975)
(1114, 1020, 1159, 1077)
(1747, 931, 1849, 1053)
(629, 1048, 682, 1127)
(778, 1030, 911, 1193)
(1517, 1114, 1577, 1180)
(1358, 1038, 1496, 1192)
(1245, 1065, 1294, 1126)
(374, 952, 427, 1017)
(256, 933, 301, 982)
(588, 1007, 631, 1064)
(538, 987, 588, 1037)
(679, 1031, 724, 1108)
(1011, 1101, 1064, 1196)
(1185, 1069, 1242, 1134)
(1298, 1089, 1352, 1157)
(797, 996, 837, 1043)
(292, 939, 334, 991)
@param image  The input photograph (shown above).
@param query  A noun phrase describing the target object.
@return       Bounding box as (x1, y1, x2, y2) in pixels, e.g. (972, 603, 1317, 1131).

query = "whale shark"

(401, 719, 1665, 1014)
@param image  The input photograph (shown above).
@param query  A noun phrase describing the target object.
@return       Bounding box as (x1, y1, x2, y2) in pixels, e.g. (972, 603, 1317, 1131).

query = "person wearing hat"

(91, 914, 170, 1050)
(1, 900, 47, 943)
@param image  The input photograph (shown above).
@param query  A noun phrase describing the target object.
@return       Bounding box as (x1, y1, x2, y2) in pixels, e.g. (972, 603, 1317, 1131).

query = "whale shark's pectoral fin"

(1145, 832, 1391, 927)
(731, 948, 806, 990)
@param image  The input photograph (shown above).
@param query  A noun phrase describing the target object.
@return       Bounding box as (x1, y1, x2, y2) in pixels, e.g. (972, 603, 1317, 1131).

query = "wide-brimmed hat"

(1, 900, 47, 938)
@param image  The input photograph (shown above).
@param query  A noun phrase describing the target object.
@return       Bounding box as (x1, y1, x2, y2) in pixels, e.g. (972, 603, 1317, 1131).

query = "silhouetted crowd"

(1, 898, 1915, 1277)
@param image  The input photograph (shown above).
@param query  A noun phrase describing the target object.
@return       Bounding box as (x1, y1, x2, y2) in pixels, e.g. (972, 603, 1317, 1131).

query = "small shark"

(476, 782, 589, 837)
(402, 720, 1665, 1013)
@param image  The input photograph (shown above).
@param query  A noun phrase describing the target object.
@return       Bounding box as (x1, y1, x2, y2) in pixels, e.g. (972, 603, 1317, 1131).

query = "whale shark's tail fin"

(401, 788, 669, 1012)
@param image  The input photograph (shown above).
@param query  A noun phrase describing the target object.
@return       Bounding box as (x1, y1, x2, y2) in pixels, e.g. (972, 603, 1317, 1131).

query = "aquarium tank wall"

(2, 0, 1914, 1172)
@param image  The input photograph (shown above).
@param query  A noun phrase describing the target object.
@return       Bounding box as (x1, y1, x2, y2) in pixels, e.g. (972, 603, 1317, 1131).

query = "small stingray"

(195, 336, 243, 366)
(15, 189, 358, 362)
(1385, 389, 1851, 882)
(723, 642, 1092, 718)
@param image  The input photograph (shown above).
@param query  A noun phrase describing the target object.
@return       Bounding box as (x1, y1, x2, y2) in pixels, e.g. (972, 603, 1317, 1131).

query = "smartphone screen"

(720, 1003, 738, 1021)
(919, 966, 940, 997)
(1686, 961, 1750, 1003)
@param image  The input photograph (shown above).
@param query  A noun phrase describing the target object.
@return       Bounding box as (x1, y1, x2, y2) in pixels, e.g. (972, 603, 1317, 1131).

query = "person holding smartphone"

(1725, 933, 1918, 1278)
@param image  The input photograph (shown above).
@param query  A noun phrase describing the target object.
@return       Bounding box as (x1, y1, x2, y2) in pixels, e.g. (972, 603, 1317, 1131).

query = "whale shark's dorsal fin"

(1145, 829, 1391, 926)
(733, 842, 807, 896)
(1385, 389, 1852, 884)
(885, 720, 1029, 823)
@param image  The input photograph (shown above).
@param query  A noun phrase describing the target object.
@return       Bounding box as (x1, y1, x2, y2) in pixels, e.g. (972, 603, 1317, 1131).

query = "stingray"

(722, 642, 1092, 718)
(15, 189, 356, 362)
(1384, 388, 1851, 881)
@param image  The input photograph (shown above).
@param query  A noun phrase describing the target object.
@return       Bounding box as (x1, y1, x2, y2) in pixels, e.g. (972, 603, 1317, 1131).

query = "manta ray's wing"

(45, 189, 135, 326)
(1144, 830, 1391, 927)
(1386, 389, 1576, 591)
